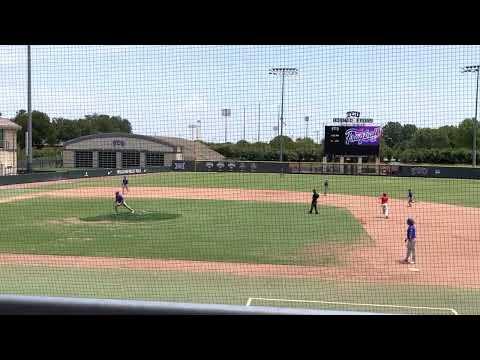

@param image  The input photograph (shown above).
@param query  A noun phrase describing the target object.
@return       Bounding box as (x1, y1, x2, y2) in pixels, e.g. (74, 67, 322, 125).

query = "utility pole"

(27, 45, 33, 173)
(257, 103, 261, 142)
(243, 106, 246, 140)
(269, 67, 298, 161)
(462, 65, 480, 167)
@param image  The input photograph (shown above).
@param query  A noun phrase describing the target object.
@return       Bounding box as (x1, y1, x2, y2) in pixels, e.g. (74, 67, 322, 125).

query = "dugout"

(321, 155, 381, 175)
(62, 133, 224, 169)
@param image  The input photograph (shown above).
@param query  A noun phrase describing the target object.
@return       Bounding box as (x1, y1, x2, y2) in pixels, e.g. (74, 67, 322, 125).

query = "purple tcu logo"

(174, 162, 185, 170)
(411, 167, 428, 176)
(112, 140, 126, 147)
(346, 111, 360, 122)
(345, 127, 381, 145)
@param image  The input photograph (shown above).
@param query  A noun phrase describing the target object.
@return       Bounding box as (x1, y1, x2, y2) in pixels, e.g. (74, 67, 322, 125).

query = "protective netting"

(0, 45, 479, 314)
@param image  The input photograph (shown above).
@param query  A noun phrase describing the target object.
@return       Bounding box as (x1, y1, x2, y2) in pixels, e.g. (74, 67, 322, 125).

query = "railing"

(0, 165, 16, 176)
(6, 160, 480, 184)
(170, 160, 480, 179)
(0, 141, 15, 151)
(173, 160, 396, 176)
(0, 295, 382, 315)
(17, 157, 63, 171)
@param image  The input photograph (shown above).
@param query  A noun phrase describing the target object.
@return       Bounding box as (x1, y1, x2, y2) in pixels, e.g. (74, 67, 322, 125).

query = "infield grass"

(0, 198, 368, 266)
(2, 172, 480, 314)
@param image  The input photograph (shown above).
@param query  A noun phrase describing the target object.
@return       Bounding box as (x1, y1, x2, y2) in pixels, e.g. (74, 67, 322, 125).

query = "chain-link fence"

(0, 45, 480, 314)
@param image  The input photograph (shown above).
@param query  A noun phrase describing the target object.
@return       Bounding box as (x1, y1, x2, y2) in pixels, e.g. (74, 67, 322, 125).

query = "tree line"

(207, 136, 323, 162)
(209, 118, 479, 164)
(8, 108, 478, 164)
(381, 119, 478, 164)
(12, 110, 132, 149)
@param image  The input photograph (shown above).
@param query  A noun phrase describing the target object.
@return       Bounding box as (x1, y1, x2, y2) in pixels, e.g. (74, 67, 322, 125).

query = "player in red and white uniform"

(380, 193, 389, 219)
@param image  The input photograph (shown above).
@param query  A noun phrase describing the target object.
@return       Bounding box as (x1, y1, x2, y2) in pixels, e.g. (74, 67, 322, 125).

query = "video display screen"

(324, 126, 381, 156)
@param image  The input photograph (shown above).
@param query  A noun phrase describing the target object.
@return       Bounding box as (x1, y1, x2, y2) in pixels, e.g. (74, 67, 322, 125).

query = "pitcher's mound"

(81, 211, 181, 222)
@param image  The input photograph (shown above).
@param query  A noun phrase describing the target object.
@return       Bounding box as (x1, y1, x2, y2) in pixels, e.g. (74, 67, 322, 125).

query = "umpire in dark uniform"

(309, 189, 320, 214)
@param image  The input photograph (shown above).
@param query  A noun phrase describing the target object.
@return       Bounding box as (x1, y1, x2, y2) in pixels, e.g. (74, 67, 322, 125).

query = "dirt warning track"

(2, 186, 480, 289)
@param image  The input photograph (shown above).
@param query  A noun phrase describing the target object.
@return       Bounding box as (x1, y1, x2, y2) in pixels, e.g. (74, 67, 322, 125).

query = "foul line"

(246, 297, 458, 315)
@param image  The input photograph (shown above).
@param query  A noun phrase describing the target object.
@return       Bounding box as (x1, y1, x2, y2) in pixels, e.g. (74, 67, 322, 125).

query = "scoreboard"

(324, 126, 381, 156)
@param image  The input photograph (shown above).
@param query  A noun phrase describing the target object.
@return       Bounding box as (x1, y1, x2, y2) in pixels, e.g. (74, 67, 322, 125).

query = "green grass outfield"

(1, 171, 479, 313)
(14, 171, 480, 208)
(0, 264, 475, 314)
(0, 198, 368, 266)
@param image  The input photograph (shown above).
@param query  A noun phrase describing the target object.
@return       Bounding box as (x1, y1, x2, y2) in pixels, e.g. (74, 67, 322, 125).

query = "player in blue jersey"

(402, 218, 416, 264)
(114, 191, 134, 214)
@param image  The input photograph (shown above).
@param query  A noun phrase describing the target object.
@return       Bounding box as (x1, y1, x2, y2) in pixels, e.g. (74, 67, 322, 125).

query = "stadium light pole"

(221, 109, 231, 143)
(276, 105, 280, 136)
(269, 67, 298, 161)
(315, 129, 322, 161)
(189, 124, 198, 172)
(273, 126, 279, 138)
(462, 65, 480, 167)
(243, 106, 246, 141)
(196, 120, 201, 140)
(27, 45, 33, 173)
(257, 103, 261, 142)
(305, 116, 310, 139)
(188, 124, 197, 142)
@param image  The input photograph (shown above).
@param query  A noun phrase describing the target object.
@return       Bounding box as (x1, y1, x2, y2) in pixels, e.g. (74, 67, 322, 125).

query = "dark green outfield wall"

(2, 161, 480, 187)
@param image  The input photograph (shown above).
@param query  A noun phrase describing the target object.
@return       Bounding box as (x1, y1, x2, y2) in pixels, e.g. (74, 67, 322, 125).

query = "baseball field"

(1, 171, 480, 314)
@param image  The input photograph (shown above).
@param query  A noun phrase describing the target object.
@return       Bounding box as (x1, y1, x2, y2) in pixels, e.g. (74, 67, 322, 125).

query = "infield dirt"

(1, 185, 479, 289)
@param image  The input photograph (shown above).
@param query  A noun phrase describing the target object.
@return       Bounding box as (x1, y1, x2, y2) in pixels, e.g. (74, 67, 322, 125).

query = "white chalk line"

(246, 297, 458, 315)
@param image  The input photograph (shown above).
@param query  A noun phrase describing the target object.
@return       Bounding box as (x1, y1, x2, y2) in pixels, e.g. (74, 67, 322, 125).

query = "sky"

(0, 45, 479, 143)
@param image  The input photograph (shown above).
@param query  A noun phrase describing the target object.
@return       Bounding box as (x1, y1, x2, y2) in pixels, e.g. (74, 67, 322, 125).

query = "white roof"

(0, 117, 21, 130)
